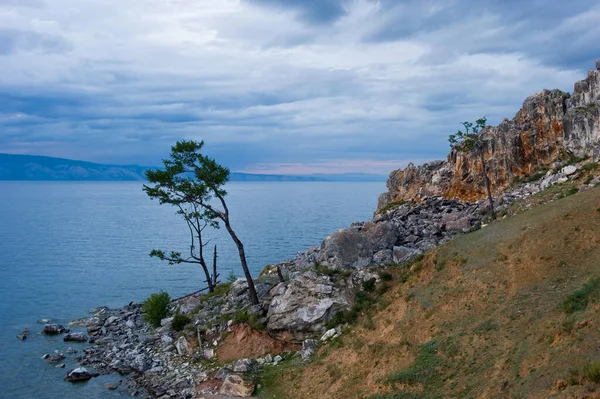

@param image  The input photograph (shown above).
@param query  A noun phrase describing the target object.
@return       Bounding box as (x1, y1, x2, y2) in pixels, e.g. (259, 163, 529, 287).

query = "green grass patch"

(581, 162, 599, 172)
(379, 200, 408, 214)
(583, 361, 600, 383)
(200, 282, 232, 301)
(386, 340, 442, 386)
(314, 262, 352, 278)
(229, 310, 266, 331)
(561, 278, 600, 313)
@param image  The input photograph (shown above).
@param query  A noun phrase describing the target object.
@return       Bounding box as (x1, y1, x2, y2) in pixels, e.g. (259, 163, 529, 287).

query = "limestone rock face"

(378, 60, 600, 211)
(266, 275, 351, 342)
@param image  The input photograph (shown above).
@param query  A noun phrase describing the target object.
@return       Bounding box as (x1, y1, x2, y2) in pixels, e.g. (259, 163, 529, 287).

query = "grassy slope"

(257, 186, 600, 399)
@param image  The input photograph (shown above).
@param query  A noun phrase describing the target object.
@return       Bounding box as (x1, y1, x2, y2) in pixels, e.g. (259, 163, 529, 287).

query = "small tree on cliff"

(448, 117, 496, 219)
(143, 140, 259, 304)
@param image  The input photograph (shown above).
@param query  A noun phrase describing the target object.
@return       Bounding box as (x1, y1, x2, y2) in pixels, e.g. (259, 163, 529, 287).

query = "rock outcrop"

(378, 60, 600, 211)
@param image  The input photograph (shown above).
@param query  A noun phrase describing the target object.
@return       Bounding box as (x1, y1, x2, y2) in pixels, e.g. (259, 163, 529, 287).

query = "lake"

(0, 181, 384, 398)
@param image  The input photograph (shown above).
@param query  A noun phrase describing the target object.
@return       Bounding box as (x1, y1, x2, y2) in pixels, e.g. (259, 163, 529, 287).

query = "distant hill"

(0, 154, 386, 182)
(0, 154, 149, 181)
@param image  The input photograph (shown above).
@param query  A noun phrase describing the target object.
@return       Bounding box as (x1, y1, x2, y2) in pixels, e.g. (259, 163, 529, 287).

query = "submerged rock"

(64, 367, 98, 383)
(43, 324, 69, 335)
(64, 332, 88, 342)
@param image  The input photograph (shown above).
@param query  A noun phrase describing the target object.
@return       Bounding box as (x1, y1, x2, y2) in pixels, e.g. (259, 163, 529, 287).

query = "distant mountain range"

(0, 154, 387, 182)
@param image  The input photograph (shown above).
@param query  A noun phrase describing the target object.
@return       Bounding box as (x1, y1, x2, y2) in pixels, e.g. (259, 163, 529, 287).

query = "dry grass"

(256, 186, 600, 399)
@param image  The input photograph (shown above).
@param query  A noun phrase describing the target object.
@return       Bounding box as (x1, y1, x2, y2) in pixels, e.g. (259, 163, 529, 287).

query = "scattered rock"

(393, 246, 420, 264)
(232, 358, 254, 373)
(320, 328, 338, 342)
(219, 374, 255, 397)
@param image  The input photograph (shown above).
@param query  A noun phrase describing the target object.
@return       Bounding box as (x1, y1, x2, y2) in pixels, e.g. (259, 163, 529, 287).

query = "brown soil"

(256, 186, 600, 399)
(217, 324, 299, 362)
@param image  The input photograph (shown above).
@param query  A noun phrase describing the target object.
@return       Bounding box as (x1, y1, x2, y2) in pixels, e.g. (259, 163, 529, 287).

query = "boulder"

(176, 336, 193, 356)
(317, 228, 373, 269)
(266, 277, 351, 342)
(64, 367, 98, 383)
(46, 353, 65, 363)
(372, 249, 393, 264)
(362, 221, 398, 251)
(219, 374, 255, 397)
(299, 339, 318, 362)
(43, 324, 69, 335)
(393, 246, 420, 264)
(63, 332, 88, 342)
(561, 165, 578, 176)
(232, 358, 254, 373)
(178, 296, 201, 315)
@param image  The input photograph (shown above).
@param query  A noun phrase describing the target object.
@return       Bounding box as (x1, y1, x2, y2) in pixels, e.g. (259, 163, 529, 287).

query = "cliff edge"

(378, 59, 600, 211)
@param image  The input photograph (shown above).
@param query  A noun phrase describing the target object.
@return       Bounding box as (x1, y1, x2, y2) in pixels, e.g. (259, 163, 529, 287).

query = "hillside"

(257, 184, 600, 399)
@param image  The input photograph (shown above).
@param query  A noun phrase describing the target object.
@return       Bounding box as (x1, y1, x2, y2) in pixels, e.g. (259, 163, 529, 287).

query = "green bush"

(143, 290, 171, 327)
(171, 313, 192, 331)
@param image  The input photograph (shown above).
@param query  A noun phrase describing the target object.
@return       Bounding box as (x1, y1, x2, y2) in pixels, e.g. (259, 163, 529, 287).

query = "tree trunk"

(196, 230, 215, 293)
(223, 219, 259, 305)
(212, 245, 218, 287)
(480, 151, 496, 220)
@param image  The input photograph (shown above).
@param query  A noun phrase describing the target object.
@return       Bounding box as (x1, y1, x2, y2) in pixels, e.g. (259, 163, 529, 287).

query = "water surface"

(0, 181, 383, 398)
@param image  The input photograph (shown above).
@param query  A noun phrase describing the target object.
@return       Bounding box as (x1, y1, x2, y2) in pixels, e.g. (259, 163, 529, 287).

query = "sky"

(0, 0, 599, 174)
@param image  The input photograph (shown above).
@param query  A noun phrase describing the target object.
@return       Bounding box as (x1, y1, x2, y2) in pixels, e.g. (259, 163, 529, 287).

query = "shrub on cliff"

(171, 312, 191, 331)
(143, 290, 171, 327)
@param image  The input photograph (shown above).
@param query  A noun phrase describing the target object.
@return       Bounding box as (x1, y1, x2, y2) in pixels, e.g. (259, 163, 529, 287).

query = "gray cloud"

(0, 0, 598, 174)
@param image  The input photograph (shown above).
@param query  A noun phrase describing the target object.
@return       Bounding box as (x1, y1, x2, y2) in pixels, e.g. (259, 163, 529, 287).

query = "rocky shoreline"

(30, 160, 596, 398)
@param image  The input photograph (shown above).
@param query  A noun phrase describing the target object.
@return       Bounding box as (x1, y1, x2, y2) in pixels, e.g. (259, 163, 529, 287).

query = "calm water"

(0, 181, 383, 398)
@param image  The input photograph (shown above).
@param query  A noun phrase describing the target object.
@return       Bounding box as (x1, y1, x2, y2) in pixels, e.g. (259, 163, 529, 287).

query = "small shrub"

(583, 361, 600, 383)
(143, 290, 171, 327)
(363, 278, 376, 292)
(227, 270, 238, 283)
(171, 313, 191, 331)
(314, 263, 352, 278)
(379, 271, 393, 281)
(561, 278, 600, 314)
(231, 310, 265, 331)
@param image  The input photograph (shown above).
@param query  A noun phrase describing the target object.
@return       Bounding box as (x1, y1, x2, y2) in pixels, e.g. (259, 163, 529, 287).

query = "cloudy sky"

(0, 0, 599, 174)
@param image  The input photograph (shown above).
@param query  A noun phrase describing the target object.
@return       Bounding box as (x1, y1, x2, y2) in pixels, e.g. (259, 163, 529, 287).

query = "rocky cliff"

(378, 59, 600, 211)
